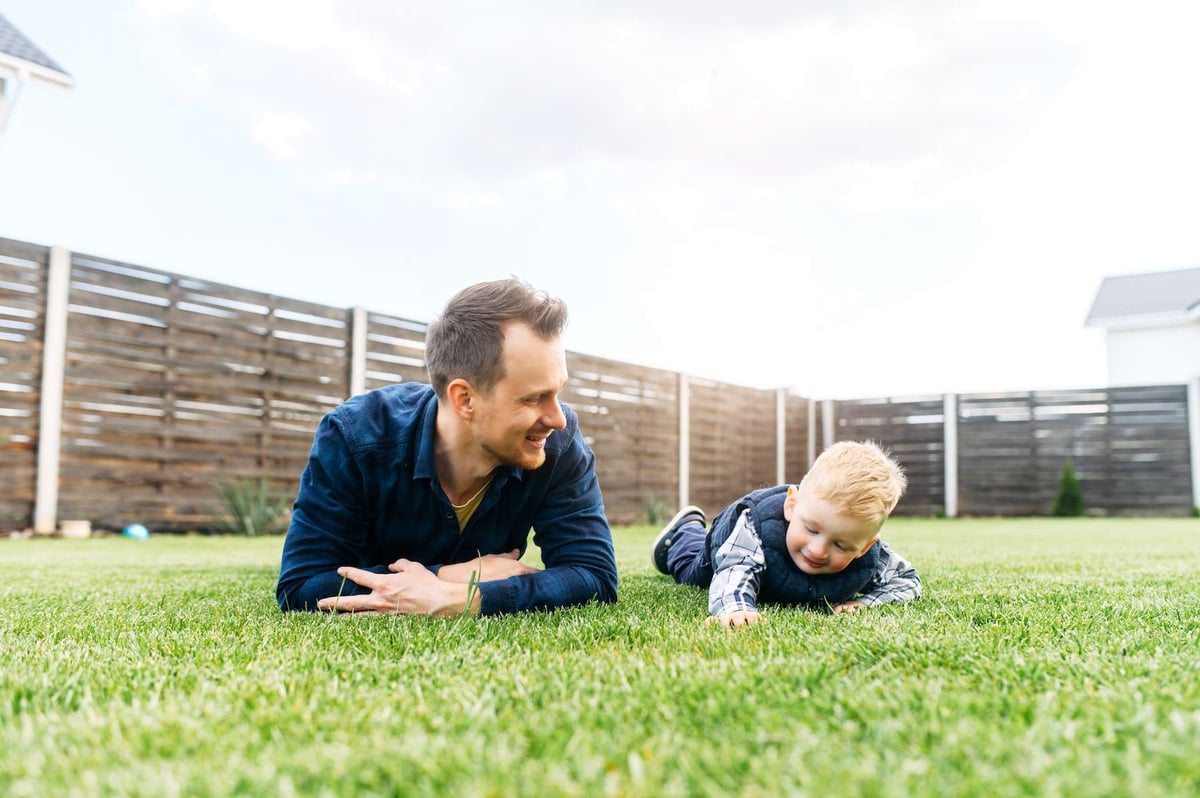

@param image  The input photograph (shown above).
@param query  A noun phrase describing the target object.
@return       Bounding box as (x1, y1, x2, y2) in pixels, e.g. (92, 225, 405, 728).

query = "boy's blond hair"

(800, 440, 907, 524)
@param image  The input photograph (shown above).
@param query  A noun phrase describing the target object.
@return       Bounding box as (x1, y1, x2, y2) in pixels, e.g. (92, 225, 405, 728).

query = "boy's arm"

(855, 540, 922, 606)
(707, 510, 766, 622)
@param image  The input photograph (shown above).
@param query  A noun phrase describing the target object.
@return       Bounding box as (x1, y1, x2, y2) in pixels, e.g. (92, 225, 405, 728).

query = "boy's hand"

(707, 610, 762, 628)
(832, 600, 867, 615)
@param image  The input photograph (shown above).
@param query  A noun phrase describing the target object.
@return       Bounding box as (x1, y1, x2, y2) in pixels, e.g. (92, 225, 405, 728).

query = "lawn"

(2, 518, 1199, 797)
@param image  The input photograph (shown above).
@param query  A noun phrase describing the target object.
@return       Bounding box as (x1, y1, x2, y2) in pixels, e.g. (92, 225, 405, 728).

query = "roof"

(1085, 266, 1200, 327)
(0, 11, 71, 82)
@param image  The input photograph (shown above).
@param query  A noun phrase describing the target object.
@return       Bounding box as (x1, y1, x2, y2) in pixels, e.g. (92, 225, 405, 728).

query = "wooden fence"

(825, 386, 1197, 517)
(2, 234, 1198, 532)
(56, 250, 351, 525)
(956, 386, 1194, 516)
(0, 238, 45, 524)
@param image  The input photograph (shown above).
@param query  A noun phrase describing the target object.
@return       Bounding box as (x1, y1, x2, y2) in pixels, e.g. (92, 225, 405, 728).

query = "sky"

(2, 0, 1199, 400)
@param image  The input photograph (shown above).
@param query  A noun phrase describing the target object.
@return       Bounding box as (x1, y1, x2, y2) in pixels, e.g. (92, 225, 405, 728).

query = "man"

(276, 279, 617, 616)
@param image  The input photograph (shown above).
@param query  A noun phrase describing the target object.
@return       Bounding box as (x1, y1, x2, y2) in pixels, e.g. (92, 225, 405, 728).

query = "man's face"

(471, 322, 568, 471)
(783, 483, 880, 575)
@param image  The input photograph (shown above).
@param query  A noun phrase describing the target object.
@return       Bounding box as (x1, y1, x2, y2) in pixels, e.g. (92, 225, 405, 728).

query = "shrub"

(643, 495, 672, 526)
(1052, 459, 1084, 517)
(215, 479, 291, 536)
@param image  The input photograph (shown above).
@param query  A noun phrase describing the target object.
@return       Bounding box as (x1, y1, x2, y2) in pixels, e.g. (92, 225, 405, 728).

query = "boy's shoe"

(652, 505, 706, 575)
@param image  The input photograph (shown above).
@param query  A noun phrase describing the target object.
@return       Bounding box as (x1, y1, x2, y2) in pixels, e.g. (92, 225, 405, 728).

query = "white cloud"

(205, 0, 430, 92)
(135, 0, 196, 18)
(250, 110, 311, 159)
(325, 169, 380, 187)
(443, 189, 507, 213)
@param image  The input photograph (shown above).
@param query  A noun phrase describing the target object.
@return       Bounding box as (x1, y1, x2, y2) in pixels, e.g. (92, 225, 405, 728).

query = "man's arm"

(437, 550, 538, 583)
(707, 510, 766, 626)
(853, 540, 922, 607)
(276, 411, 383, 611)
(473, 421, 618, 615)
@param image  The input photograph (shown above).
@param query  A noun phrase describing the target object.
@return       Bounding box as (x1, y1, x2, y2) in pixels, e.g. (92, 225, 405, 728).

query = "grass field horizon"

(3, 517, 1199, 797)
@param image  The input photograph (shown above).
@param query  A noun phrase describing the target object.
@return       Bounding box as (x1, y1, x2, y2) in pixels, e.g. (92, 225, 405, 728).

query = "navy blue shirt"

(276, 383, 618, 615)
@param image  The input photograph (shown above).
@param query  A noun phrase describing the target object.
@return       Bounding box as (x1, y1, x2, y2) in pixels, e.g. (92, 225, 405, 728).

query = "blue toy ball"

(123, 523, 150, 541)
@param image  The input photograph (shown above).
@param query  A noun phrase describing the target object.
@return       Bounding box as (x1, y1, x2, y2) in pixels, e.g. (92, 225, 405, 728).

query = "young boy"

(652, 440, 921, 627)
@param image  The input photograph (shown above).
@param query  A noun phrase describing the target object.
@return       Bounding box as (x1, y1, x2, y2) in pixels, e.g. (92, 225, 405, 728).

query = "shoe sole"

(652, 505, 706, 574)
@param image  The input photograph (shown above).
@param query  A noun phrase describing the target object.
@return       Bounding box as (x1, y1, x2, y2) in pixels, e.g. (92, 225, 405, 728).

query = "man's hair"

(425, 278, 568, 397)
(800, 440, 907, 524)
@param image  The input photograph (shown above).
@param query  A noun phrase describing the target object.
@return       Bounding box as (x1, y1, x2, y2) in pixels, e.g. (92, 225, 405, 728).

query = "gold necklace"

(450, 477, 492, 509)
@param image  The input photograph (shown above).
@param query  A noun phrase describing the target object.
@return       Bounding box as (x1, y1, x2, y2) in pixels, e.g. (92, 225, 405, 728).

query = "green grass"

(2, 518, 1199, 797)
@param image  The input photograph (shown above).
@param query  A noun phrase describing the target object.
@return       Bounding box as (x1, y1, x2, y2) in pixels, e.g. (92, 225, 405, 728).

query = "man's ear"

(446, 379, 474, 420)
(855, 535, 880, 559)
(783, 485, 800, 521)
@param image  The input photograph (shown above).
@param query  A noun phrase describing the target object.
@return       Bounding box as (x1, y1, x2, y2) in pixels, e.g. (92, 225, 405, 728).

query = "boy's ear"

(854, 535, 880, 559)
(783, 485, 800, 521)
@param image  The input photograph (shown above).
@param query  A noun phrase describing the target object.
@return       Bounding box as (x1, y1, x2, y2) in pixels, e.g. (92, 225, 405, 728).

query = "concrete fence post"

(679, 373, 690, 509)
(349, 306, 368, 397)
(807, 397, 816, 470)
(33, 247, 70, 534)
(943, 393, 959, 518)
(776, 388, 787, 484)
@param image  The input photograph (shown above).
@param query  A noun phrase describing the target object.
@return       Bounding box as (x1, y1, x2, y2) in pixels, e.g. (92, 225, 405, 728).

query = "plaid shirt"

(708, 509, 922, 616)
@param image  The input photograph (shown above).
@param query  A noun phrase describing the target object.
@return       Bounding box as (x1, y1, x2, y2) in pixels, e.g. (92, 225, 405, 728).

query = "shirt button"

(444, 512, 453, 519)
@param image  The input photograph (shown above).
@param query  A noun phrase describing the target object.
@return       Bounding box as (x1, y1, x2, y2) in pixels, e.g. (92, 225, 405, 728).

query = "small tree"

(1051, 459, 1084, 517)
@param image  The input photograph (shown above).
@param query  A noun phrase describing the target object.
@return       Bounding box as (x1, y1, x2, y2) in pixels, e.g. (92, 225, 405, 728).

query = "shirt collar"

(413, 394, 440, 481)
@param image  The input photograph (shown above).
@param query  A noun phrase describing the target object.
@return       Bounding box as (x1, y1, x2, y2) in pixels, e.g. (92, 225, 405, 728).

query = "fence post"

(679, 373, 690, 509)
(1190, 376, 1200, 512)
(822, 399, 835, 450)
(943, 393, 959, 518)
(33, 246, 70, 534)
(349, 306, 367, 397)
(776, 388, 786, 484)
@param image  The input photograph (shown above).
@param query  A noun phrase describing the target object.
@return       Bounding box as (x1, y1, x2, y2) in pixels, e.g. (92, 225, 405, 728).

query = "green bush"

(215, 479, 292, 536)
(643, 495, 672, 526)
(1052, 459, 1084, 517)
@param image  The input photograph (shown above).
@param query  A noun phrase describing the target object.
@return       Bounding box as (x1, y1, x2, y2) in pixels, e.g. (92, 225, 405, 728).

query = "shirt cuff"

(477, 579, 516, 616)
(710, 599, 758, 616)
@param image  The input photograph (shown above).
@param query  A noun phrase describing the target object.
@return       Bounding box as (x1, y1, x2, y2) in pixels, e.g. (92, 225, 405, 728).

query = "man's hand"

(316, 559, 480, 616)
(707, 610, 762, 628)
(435, 549, 540, 584)
(832, 600, 867, 615)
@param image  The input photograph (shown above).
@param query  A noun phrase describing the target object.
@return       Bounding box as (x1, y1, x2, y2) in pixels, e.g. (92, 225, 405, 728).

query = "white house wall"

(1106, 322, 1200, 385)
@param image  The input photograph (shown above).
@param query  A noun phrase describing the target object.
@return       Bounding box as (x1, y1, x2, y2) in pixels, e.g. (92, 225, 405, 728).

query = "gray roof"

(0, 11, 69, 77)
(1086, 266, 1200, 324)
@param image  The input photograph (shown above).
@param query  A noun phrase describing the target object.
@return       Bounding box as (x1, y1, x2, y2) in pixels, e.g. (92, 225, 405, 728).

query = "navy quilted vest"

(707, 485, 879, 605)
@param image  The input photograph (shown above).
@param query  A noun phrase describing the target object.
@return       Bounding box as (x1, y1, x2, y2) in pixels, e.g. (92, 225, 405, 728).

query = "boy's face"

(783, 483, 881, 575)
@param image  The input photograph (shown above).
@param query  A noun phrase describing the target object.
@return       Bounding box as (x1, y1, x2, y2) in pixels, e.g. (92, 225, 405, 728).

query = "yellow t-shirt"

(452, 478, 493, 531)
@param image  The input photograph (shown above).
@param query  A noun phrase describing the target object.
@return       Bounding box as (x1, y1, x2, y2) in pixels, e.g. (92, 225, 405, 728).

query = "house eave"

(0, 52, 73, 90)
(1086, 306, 1200, 331)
